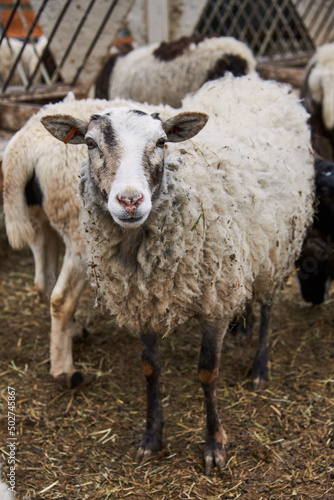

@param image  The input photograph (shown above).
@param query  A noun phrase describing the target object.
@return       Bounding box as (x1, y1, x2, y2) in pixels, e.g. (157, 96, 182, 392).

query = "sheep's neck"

(113, 226, 145, 269)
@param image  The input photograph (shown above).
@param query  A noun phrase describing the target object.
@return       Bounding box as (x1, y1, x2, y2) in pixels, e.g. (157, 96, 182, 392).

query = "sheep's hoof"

(54, 371, 95, 389)
(136, 446, 153, 463)
(252, 374, 268, 391)
(204, 441, 227, 476)
(136, 432, 163, 463)
(252, 352, 269, 390)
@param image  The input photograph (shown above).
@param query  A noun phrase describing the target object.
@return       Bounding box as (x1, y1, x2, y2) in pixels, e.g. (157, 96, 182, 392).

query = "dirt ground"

(0, 192, 333, 500)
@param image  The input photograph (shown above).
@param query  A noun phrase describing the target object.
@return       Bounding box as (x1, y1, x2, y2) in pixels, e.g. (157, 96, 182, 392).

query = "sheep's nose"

(117, 193, 144, 213)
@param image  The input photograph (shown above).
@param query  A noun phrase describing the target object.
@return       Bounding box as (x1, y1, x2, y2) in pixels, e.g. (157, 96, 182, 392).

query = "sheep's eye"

(86, 138, 96, 150)
(156, 138, 166, 148)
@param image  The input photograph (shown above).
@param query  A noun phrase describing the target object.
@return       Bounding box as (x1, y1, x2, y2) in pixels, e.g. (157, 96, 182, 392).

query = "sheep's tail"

(2, 136, 36, 249)
(322, 72, 334, 130)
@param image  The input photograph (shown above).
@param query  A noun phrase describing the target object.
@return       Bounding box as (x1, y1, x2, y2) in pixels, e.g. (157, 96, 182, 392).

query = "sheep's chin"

(111, 213, 149, 229)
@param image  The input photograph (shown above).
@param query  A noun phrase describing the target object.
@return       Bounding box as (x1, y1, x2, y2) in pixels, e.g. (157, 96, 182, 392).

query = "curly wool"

(79, 73, 314, 336)
(108, 36, 256, 107)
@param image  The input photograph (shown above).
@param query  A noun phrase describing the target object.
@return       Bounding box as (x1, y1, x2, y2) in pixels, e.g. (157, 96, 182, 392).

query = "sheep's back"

(181, 73, 314, 301)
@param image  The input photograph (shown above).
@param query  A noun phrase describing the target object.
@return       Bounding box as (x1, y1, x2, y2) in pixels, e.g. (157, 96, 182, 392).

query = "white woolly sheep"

(3, 93, 167, 388)
(301, 42, 334, 160)
(95, 35, 257, 106)
(0, 37, 48, 86)
(42, 73, 314, 475)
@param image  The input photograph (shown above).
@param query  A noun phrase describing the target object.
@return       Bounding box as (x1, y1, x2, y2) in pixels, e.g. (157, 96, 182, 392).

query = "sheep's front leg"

(253, 302, 272, 390)
(199, 323, 227, 476)
(136, 332, 164, 462)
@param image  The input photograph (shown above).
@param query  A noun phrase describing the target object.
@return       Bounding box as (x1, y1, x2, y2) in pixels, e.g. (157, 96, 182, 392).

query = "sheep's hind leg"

(49, 251, 88, 388)
(29, 208, 60, 300)
(253, 302, 272, 390)
(199, 323, 228, 476)
(136, 333, 164, 462)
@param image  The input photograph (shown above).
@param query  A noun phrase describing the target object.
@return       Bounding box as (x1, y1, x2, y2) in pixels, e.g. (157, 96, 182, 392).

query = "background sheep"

(3, 93, 169, 388)
(301, 42, 334, 160)
(0, 37, 48, 86)
(95, 35, 257, 106)
(42, 73, 314, 474)
(296, 157, 334, 304)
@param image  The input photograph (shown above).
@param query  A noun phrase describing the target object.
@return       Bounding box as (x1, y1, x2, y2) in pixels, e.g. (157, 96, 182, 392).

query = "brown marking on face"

(199, 367, 219, 385)
(142, 143, 165, 200)
(86, 115, 123, 198)
(153, 35, 207, 62)
(142, 361, 154, 377)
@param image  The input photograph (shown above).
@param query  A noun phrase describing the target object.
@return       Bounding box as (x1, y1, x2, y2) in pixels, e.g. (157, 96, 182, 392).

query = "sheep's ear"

(41, 114, 88, 144)
(163, 112, 208, 142)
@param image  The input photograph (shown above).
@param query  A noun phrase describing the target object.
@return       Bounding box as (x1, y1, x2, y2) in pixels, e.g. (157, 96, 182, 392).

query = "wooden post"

(147, 0, 169, 44)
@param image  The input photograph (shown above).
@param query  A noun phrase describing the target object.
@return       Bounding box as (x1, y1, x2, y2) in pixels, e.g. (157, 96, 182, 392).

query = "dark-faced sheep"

(296, 158, 334, 304)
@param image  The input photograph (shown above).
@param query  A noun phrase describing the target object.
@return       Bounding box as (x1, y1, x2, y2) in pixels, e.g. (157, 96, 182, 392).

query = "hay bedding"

(0, 197, 333, 499)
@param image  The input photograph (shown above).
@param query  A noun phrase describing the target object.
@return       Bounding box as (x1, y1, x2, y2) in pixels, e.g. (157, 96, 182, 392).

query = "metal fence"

(0, 0, 132, 94)
(195, 0, 334, 60)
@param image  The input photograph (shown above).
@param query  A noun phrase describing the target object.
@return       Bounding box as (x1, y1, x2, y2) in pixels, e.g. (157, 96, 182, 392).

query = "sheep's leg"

(29, 211, 60, 300)
(253, 302, 272, 390)
(32, 228, 59, 300)
(49, 251, 87, 388)
(136, 332, 164, 462)
(199, 323, 227, 476)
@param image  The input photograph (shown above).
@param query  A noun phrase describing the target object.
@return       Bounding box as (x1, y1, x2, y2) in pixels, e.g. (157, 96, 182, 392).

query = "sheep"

(0, 36, 48, 86)
(42, 72, 314, 474)
(5, 88, 272, 392)
(95, 35, 257, 106)
(3, 92, 170, 388)
(301, 42, 334, 161)
(296, 157, 334, 304)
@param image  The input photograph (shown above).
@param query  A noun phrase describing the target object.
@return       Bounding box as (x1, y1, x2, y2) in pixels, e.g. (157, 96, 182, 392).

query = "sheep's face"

(86, 108, 168, 228)
(41, 106, 208, 229)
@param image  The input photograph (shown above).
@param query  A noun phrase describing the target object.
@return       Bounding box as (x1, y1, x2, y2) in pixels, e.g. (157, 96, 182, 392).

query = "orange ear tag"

(63, 126, 78, 144)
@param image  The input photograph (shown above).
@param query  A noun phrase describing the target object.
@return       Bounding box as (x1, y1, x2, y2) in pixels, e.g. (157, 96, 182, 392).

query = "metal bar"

(16, 3, 51, 85)
(317, 7, 334, 46)
(311, 1, 332, 44)
(257, 0, 283, 57)
(250, 0, 276, 52)
(196, 0, 225, 36)
(0, 0, 21, 45)
(2, 0, 49, 92)
(1, 36, 29, 88)
(50, 0, 97, 85)
(27, 0, 74, 89)
(71, 0, 119, 86)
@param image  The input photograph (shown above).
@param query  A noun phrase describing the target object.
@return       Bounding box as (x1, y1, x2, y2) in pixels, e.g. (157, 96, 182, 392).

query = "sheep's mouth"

(117, 215, 146, 228)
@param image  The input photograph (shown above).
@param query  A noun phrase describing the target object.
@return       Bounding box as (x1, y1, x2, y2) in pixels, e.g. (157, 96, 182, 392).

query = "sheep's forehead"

(87, 107, 164, 147)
